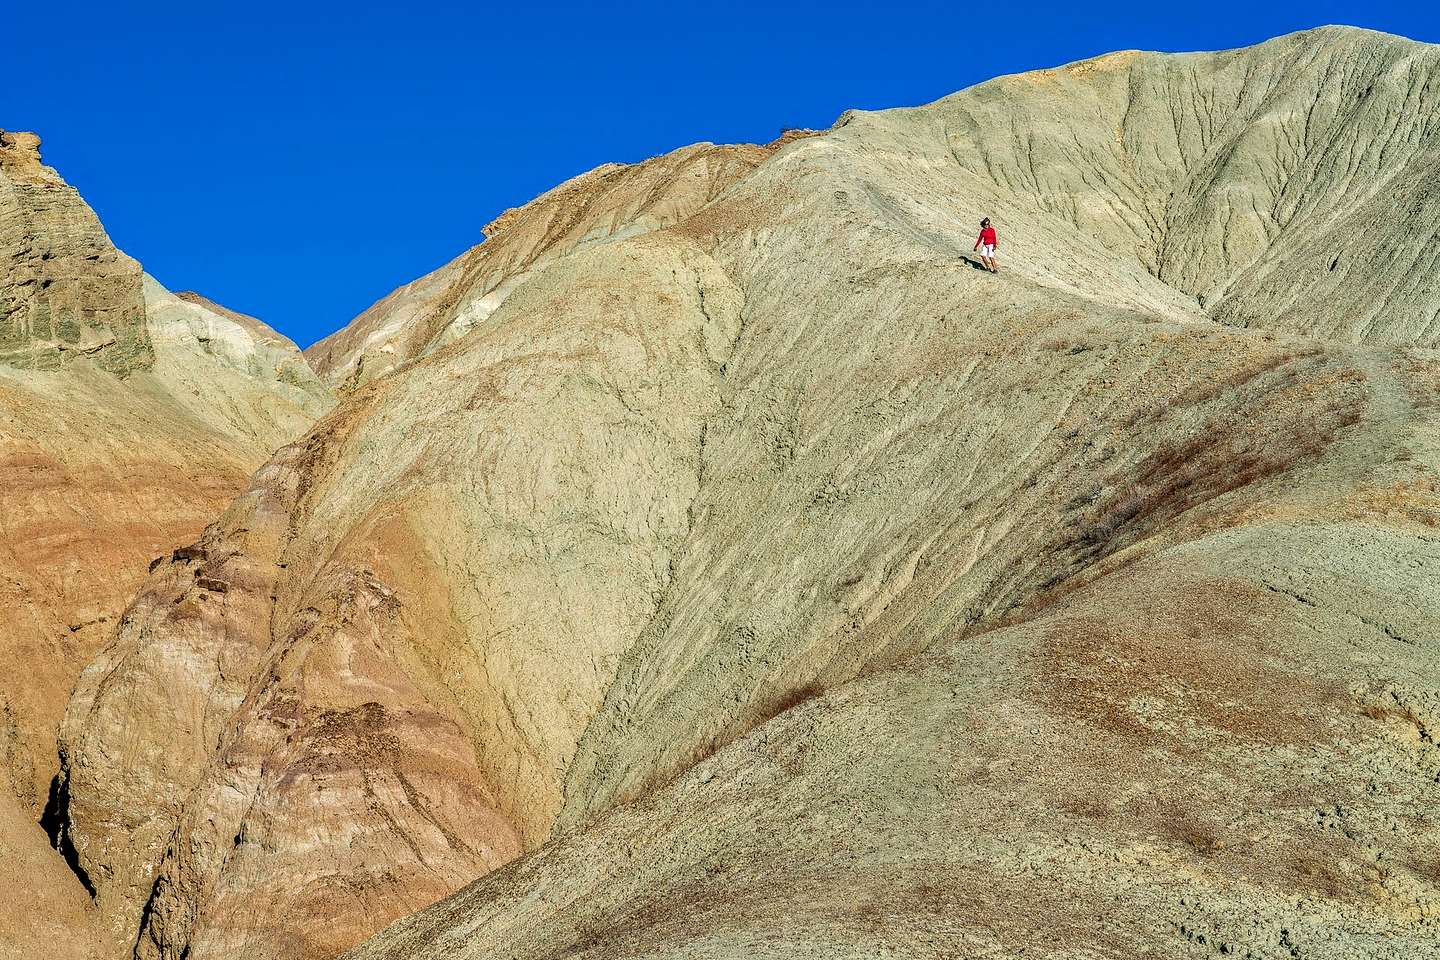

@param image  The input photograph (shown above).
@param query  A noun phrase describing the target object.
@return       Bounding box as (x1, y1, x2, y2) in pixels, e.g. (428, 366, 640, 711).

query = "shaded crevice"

(134, 871, 167, 960)
(40, 768, 96, 898)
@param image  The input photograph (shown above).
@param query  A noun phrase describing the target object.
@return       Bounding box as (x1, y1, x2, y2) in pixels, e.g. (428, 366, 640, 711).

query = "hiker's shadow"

(960, 256, 989, 272)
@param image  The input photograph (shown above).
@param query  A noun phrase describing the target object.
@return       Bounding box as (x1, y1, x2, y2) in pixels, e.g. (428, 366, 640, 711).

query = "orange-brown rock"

(0, 789, 103, 960)
(0, 134, 333, 955)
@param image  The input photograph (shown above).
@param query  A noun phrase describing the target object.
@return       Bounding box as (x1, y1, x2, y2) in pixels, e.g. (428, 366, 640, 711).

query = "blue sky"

(7, 2, 1439, 347)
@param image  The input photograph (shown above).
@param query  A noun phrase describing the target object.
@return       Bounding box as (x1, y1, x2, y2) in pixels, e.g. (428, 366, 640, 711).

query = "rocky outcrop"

(54, 26, 1440, 960)
(0, 274, 332, 817)
(0, 130, 152, 373)
(60, 233, 742, 958)
(0, 136, 334, 956)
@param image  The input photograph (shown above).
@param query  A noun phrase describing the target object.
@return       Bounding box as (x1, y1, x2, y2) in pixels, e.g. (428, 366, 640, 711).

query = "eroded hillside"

(303, 137, 807, 391)
(0, 131, 334, 958)
(43, 25, 1440, 960)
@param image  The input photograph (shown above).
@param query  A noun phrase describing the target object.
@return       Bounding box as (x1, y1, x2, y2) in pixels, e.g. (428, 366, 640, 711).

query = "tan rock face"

(0, 789, 103, 960)
(0, 136, 334, 956)
(0, 130, 152, 372)
(51, 25, 1440, 960)
(0, 284, 333, 817)
(62, 233, 743, 957)
(926, 29, 1440, 342)
(354, 530, 1440, 959)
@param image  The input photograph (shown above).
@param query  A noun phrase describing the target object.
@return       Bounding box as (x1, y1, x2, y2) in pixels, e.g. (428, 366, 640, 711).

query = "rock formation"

(40, 24, 1440, 960)
(0, 132, 334, 957)
(0, 129, 150, 372)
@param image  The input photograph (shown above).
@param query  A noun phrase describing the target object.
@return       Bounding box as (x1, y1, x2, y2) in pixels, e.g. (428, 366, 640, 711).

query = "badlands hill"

(21, 23, 1440, 960)
(302, 139, 801, 391)
(0, 130, 333, 958)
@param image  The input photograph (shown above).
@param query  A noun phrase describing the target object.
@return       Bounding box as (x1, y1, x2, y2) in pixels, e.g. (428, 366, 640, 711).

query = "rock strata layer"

(0, 130, 150, 372)
(0, 133, 333, 957)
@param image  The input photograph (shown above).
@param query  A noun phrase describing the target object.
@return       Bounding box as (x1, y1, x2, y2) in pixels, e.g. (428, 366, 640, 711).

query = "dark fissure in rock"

(40, 770, 96, 898)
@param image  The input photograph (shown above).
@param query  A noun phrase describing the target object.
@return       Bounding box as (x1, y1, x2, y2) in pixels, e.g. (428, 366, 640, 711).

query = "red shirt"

(975, 225, 997, 249)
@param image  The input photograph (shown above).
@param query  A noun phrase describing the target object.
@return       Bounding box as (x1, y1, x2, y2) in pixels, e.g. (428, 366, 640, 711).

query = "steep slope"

(56, 26, 1440, 960)
(553, 23, 1440, 827)
(0, 130, 151, 371)
(0, 131, 334, 956)
(60, 232, 743, 959)
(304, 137, 806, 391)
(356, 523, 1440, 960)
(926, 26, 1440, 340)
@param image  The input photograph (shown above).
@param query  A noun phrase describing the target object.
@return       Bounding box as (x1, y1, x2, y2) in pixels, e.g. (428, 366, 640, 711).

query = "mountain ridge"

(15, 23, 1440, 960)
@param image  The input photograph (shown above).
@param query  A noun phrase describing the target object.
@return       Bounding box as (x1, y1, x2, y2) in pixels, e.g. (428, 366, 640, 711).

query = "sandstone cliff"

(0, 132, 334, 957)
(51, 25, 1440, 960)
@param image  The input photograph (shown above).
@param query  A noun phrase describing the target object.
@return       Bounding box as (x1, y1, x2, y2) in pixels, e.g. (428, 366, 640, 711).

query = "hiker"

(974, 217, 999, 273)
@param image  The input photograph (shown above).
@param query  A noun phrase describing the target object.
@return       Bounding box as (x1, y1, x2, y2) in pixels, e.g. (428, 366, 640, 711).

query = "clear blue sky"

(7, 2, 1439, 347)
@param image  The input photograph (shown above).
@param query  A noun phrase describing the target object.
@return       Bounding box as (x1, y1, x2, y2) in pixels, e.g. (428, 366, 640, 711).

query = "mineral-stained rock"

(55, 25, 1440, 960)
(0, 275, 332, 816)
(0, 135, 334, 956)
(61, 233, 741, 957)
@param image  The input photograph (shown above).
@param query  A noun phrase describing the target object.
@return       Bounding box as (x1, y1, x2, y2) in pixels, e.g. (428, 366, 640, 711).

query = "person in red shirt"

(974, 217, 999, 273)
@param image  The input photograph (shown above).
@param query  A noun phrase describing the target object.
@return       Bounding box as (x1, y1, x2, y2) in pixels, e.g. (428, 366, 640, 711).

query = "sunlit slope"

(0, 129, 333, 957)
(55, 26, 1440, 960)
